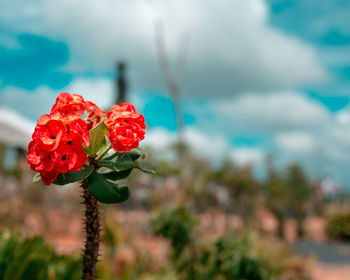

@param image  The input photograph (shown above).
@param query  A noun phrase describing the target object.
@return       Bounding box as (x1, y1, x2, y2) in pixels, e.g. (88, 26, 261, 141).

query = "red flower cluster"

(27, 92, 104, 185)
(85, 101, 105, 130)
(27, 93, 145, 185)
(104, 103, 146, 153)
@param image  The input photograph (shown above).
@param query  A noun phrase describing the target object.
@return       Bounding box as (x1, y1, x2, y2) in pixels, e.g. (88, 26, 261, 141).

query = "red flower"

(104, 103, 141, 127)
(51, 92, 85, 123)
(36, 120, 66, 152)
(104, 103, 145, 153)
(27, 140, 44, 171)
(27, 93, 138, 186)
(42, 153, 55, 172)
(27, 92, 93, 185)
(53, 144, 78, 173)
(36, 114, 51, 127)
(72, 148, 87, 171)
(40, 169, 59, 185)
(68, 119, 90, 148)
(85, 101, 105, 130)
(61, 133, 88, 171)
(27, 140, 57, 183)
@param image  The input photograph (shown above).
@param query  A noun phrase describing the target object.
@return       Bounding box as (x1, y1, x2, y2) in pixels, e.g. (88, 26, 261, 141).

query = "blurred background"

(1, 0, 350, 279)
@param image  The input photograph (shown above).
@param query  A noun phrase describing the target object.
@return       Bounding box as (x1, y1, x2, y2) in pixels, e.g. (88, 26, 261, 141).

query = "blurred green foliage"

(265, 163, 312, 236)
(0, 231, 81, 280)
(151, 207, 311, 280)
(151, 206, 197, 259)
(326, 211, 350, 240)
(209, 160, 261, 222)
(0, 144, 327, 280)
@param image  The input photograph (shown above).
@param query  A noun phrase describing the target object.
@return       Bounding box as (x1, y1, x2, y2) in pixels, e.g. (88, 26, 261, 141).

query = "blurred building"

(0, 107, 34, 172)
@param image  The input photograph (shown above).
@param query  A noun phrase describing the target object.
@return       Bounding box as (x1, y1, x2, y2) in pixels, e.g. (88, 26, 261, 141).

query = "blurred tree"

(265, 163, 312, 238)
(210, 161, 261, 223)
(154, 22, 188, 141)
(286, 164, 312, 236)
(151, 206, 197, 260)
(115, 62, 128, 104)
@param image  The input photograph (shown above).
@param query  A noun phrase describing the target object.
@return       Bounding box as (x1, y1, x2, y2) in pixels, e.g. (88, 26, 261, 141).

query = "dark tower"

(115, 62, 128, 104)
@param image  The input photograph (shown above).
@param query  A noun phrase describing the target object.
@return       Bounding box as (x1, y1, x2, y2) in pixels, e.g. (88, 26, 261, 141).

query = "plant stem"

(95, 143, 112, 162)
(81, 179, 100, 280)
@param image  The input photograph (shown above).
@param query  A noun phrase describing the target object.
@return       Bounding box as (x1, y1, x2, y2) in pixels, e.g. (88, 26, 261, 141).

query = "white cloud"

(144, 127, 265, 176)
(143, 127, 229, 159)
(0, 80, 114, 120)
(275, 131, 316, 153)
(229, 148, 264, 167)
(0, 77, 148, 121)
(143, 127, 266, 180)
(329, 126, 350, 148)
(0, 85, 57, 120)
(211, 91, 331, 132)
(335, 105, 350, 125)
(142, 127, 176, 151)
(188, 91, 350, 185)
(183, 128, 229, 159)
(64, 78, 114, 110)
(1, 0, 327, 97)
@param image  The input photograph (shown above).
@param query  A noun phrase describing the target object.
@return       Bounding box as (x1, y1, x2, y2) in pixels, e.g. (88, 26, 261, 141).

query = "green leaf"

(135, 162, 155, 174)
(32, 173, 41, 183)
(102, 152, 118, 161)
(98, 153, 135, 172)
(87, 121, 108, 156)
(102, 169, 132, 181)
(102, 151, 125, 161)
(103, 148, 145, 161)
(87, 173, 129, 203)
(128, 148, 145, 160)
(53, 166, 94, 185)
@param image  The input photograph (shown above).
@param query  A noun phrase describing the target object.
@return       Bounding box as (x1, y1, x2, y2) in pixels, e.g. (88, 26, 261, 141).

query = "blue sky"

(268, 0, 350, 105)
(1, 0, 350, 187)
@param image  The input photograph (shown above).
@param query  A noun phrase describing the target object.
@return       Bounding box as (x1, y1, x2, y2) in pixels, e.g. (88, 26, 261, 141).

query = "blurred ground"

(297, 240, 350, 280)
(311, 263, 350, 280)
(20, 205, 350, 280)
(1, 162, 350, 279)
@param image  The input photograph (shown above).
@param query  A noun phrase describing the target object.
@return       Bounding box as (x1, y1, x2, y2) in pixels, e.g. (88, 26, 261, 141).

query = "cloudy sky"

(1, 0, 350, 187)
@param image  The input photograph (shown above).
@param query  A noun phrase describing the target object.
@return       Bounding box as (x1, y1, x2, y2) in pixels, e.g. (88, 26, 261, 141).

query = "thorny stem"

(95, 143, 112, 162)
(81, 179, 100, 280)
